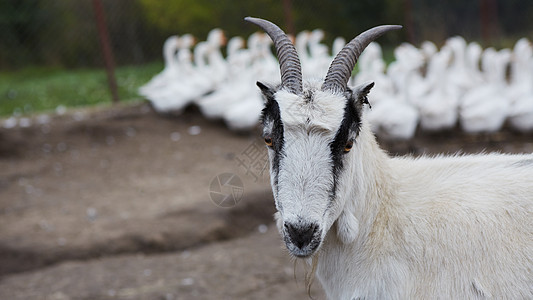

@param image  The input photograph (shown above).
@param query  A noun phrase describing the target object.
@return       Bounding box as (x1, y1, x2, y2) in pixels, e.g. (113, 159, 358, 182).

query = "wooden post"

(92, 0, 120, 103)
(403, 0, 416, 44)
(282, 0, 295, 36)
(480, 0, 490, 44)
(480, 0, 500, 44)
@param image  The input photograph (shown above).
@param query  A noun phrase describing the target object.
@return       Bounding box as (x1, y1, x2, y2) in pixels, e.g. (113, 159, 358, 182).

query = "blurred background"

(1, 0, 532, 114)
(1, 1, 533, 299)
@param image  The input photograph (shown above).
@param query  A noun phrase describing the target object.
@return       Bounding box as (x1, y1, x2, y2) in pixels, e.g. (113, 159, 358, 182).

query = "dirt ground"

(0, 102, 532, 300)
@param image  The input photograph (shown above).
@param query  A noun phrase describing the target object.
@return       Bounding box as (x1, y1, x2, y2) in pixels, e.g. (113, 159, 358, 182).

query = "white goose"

(140, 29, 533, 136)
(332, 36, 346, 56)
(196, 32, 261, 120)
(366, 43, 421, 140)
(354, 42, 394, 106)
(445, 36, 477, 94)
(459, 48, 511, 133)
(420, 40, 437, 60)
(221, 81, 264, 131)
(226, 36, 248, 68)
(255, 32, 280, 82)
(146, 34, 202, 113)
(305, 29, 331, 78)
(180, 29, 228, 106)
(464, 41, 484, 86)
(222, 33, 281, 131)
(295, 30, 311, 71)
(387, 43, 425, 95)
(365, 89, 420, 141)
(161, 29, 226, 113)
(203, 28, 229, 90)
(507, 38, 533, 132)
(138, 35, 180, 98)
(416, 46, 461, 131)
(222, 35, 266, 131)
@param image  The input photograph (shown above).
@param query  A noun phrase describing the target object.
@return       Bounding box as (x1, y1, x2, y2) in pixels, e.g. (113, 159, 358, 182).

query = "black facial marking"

(328, 88, 363, 201)
(259, 84, 285, 200)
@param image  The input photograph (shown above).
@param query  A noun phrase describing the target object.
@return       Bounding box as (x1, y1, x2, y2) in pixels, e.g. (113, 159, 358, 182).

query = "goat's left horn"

(245, 17, 303, 95)
(322, 25, 402, 93)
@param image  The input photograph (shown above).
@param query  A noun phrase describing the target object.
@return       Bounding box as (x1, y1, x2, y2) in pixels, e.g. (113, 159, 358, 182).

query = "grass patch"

(0, 62, 163, 116)
(0, 51, 398, 117)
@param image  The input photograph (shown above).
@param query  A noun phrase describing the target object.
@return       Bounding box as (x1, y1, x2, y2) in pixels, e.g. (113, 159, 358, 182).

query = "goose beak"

(288, 34, 295, 44)
(221, 31, 227, 46)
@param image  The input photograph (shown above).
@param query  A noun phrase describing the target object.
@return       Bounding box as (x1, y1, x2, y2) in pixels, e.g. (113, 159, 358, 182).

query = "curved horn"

(245, 17, 303, 95)
(322, 25, 402, 93)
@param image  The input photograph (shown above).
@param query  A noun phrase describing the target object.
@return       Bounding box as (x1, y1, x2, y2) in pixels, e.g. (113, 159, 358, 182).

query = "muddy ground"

(0, 102, 532, 300)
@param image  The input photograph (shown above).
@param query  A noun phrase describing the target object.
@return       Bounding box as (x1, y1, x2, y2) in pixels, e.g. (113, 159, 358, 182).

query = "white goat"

(245, 17, 533, 299)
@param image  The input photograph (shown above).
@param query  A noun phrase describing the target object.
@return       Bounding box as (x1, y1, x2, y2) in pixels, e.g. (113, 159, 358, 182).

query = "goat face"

(245, 16, 399, 257)
(258, 80, 374, 257)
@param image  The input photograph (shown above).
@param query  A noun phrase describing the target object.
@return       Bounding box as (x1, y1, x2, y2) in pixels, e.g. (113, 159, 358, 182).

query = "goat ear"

(351, 81, 375, 110)
(256, 81, 275, 102)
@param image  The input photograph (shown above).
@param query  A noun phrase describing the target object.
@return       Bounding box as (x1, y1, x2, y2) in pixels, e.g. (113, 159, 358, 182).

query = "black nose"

(285, 222, 318, 249)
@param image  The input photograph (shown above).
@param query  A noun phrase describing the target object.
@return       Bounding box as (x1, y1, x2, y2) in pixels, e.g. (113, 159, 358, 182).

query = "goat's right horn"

(322, 25, 402, 93)
(245, 17, 303, 95)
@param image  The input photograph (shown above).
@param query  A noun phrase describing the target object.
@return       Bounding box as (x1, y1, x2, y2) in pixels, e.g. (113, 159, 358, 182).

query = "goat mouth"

(284, 235, 321, 258)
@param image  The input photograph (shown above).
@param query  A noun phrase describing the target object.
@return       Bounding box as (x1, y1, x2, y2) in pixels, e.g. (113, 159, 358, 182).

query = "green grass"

(0, 52, 398, 117)
(0, 62, 163, 116)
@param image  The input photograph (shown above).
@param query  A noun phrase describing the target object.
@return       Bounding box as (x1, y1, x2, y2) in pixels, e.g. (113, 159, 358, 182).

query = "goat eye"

(264, 137, 273, 147)
(343, 141, 353, 153)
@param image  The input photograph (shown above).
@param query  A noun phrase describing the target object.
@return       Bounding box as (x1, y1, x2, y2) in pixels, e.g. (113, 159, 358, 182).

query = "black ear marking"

(257, 81, 275, 102)
(359, 82, 374, 97)
(352, 82, 374, 110)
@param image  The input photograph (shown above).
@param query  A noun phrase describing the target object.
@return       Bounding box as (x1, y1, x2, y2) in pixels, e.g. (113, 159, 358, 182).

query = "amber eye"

(344, 140, 353, 153)
(264, 137, 273, 147)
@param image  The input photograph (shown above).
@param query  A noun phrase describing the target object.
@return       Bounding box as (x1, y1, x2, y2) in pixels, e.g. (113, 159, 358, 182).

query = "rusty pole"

(92, 0, 120, 103)
(480, 0, 491, 44)
(282, 0, 295, 36)
(403, 0, 416, 44)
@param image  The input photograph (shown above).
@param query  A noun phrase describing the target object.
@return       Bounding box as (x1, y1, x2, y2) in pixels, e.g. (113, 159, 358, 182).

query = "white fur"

(277, 81, 346, 132)
(319, 119, 533, 299)
(266, 80, 533, 299)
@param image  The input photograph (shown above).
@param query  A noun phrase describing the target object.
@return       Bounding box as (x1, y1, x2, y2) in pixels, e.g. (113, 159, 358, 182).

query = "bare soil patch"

(0, 102, 531, 299)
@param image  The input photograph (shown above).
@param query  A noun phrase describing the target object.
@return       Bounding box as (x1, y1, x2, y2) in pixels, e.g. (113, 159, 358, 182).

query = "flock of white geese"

(140, 28, 533, 140)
